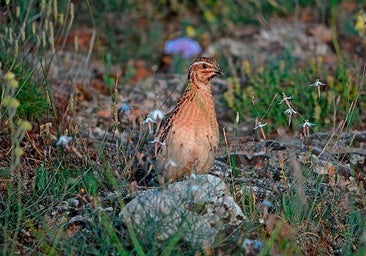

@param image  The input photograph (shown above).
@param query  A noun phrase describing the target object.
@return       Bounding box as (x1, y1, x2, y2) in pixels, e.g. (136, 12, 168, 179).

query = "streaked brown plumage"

(156, 57, 223, 182)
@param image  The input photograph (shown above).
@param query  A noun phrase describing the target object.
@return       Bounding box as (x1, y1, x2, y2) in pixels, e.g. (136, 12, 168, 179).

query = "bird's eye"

(202, 63, 207, 69)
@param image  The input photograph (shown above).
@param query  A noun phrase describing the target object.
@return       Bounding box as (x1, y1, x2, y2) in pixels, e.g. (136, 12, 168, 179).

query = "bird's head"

(188, 57, 223, 85)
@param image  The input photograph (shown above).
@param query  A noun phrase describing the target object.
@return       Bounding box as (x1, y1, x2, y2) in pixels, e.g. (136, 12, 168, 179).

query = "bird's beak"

(215, 67, 224, 77)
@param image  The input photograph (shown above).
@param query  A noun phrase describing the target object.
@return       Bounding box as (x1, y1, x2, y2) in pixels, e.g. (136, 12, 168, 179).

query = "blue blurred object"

(242, 238, 264, 253)
(119, 103, 131, 114)
(165, 37, 202, 58)
(56, 135, 73, 147)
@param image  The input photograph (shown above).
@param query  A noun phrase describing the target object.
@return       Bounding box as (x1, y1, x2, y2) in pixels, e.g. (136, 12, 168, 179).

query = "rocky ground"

(1, 3, 366, 254)
(27, 18, 366, 254)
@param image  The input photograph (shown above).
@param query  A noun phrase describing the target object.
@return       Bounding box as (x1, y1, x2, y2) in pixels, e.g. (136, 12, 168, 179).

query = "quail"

(156, 57, 223, 182)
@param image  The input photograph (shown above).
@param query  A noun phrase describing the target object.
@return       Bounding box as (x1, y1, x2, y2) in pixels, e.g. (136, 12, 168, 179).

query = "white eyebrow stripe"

(190, 61, 214, 68)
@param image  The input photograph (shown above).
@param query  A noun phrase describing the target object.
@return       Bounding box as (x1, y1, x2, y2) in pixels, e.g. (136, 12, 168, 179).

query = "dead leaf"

(308, 25, 332, 43)
(265, 214, 296, 239)
(96, 109, 111, 119)
(129, 60, 152, 84)
(63, 28, 107, 51)
(90, 78, 110, 95)
(76, 83, 93, 101)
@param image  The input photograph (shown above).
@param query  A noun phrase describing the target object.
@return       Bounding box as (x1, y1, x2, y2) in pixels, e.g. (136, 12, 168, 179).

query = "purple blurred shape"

(164, 37, 202, 58)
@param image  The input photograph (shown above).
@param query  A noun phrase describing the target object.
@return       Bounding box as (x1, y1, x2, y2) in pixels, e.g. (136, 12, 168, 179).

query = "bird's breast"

(171, 93, 218, 145)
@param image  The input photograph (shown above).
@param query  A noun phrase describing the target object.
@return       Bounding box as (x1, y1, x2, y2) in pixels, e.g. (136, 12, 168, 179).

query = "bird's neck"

(187, 77, 213, 94)
(184, 79, 215, 115)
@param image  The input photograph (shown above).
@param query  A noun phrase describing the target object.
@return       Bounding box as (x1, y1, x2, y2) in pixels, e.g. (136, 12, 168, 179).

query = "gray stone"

(119, 174, 246, 248)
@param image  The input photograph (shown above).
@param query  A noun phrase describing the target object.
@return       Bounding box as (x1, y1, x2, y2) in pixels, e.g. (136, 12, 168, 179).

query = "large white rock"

(119, 174, 246, 248)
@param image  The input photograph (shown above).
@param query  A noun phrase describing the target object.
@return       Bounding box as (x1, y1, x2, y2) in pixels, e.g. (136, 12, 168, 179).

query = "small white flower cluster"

(143, 109, 165, 125)
(255, 79, 325, 139)
(310, 79, 326, 87)
(279, 79, 325, 136)
(143, 109, 166, 145)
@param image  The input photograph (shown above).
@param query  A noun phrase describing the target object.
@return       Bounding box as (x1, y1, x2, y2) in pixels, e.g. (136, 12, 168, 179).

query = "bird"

(155, 57, 223, 182)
